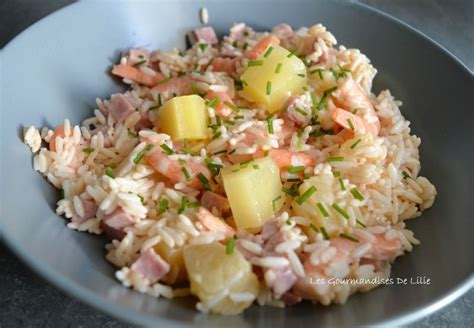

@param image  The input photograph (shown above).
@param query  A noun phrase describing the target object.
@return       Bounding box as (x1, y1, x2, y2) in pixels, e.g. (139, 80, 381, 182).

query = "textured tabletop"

(1, 0, 472, 327)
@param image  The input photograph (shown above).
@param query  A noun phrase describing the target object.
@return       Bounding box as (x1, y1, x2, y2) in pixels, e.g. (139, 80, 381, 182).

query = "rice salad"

(23, 23, 437, 315)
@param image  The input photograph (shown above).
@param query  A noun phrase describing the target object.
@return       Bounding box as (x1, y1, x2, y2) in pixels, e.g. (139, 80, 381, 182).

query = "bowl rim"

(1, 0, 473, 326)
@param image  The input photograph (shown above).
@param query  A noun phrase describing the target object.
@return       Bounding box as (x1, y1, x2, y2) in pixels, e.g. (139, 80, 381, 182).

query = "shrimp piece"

(210, 57, 238, 75)
(152, 76, 194, 98)
(332, 78, 380, 135)
(253, 149, 315, 168)
(331, 108, 378, 137)
(195, 207, 235, 240)
(245, 36, 281, 59)
(145, 148, 211, 190)
(49, 125, 65, 152)
(205, 91, 235, 117)
(111, 65, 164, 87)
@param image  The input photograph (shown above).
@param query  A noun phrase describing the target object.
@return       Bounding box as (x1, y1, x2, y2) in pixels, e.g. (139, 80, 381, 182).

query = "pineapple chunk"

(156, 95, 208, 141)
(154, 242, 187, 284)
(240, 44, 307, 113)
(221, 157, 283, 229)
(183, 242, 260, 315)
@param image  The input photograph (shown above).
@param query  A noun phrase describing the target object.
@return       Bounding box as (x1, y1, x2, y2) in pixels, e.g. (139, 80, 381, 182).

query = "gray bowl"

(1, 1, 473, 326)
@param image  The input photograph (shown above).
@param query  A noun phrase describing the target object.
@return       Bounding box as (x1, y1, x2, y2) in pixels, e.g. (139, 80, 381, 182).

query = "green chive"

(296, 186, 317, 205)
(287, 50, 297, 58)
(198, 43, 208, 52)
(353, 108, 359, 115)
(275, 62, 282, 74)
(212, 131, 222, 140)
(347, 118, 355, 130)
(105, 166, 115, 179)
(137, 194, 145, 204)
(158, 198, 168, 214)
(253, 164, 259, 170)
(248, 60, 264, 67)
(320, 226, 330, 240)
(158, 76, 171, 84)
(224, 119, 236, 126)
(340, 233, 359, 242)
(267, 116, 274, 134)
(232, 40, 238, 47)
(333, 171, 341, 177)
(309, 223, 319, 232)
(181, 167, 191, 181)
(226, 236, 235, 254)
(285, 219, 292, 226)
(266, 81, 272, 95)
(188, 201, 201, 208)
(350, 138, 362, 149)
(243, 31, 249, 36)
(133, 151, 144, 165)
(206, 96, 219, 108)
(82, 147, 95, 154)
(228, 149, 237, 155)
(234, 115, 244, 120)
(339, 178, 346, 191)
(145, 144, 155, 152)
(310, 68, 324, 80)
(127, 131, 138, 138)
(297, 73, 306, 78)
(223, 101, 239, 112)
(264, 46, 274, 57)
(204, 159, 223, 176)
(134, 59, 147, 67)
(350, 188, 364, 201)
(316, 202, 329, 217)
(60, 189, 65, 199)
(295, 107, 307, 116)
(332, 203, 349, 220)
(330, 67, 339, 80)
(197, 173, 210, 191)
(160, 143, 174, 155)
(356, 219, 366, 228)
(243, 42, 249, 50)
(178, 197, 187, 214)
(282, 165, 305, 174)
(212, 149, 227, 155)
(282, 186, 300, 197)
(327, 156, 344, 162)
(402, 171, 412, 179)
(272, 195, 281, 212)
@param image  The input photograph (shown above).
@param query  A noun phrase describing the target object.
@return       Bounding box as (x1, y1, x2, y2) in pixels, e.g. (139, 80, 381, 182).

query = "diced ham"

(131, 249, 170, 284)
(127, 48, 150, 66)
(272, 23, 294, 38)
(261, 219, 280, 240)
(268, 266, 298, 297)
(229, 23, 250, 41)
(192, 26, 218, 45)
(72, 198, 98, 224)
(101, 207, 135, 240)
(108, 94, 135, 123)
(201, 191, 231, 217)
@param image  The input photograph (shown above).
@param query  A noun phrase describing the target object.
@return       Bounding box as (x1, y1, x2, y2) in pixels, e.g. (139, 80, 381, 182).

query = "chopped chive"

(109, 163, 117, 169)
(197, 173, 210, 191)
(145, 144, 155, 152)
(206, 96, 219, 108)
(339, 178, 346, 191)
(82, 147, 95, 154)
(350, 188, 364, 201)
(264, 46, 274, 57)
(158, 76, 171, 84)
(226, 236, 235, 254)
(241, 80, 248, 86)
(332, 203, 349, 220)
(316, 202, 329, 217)
(232, 40, 238, 47)
(296, 186, 317, 205)
(149, 104, 160, 111)
(320, 226, 330, 240)
(309, 223, 319, 232)
(267, 116, 274, 134)
(198, 43, 208, 52)
(204, 159, 223, 176)
(352, 108, 359, 115)
(330, 67, 339, 80)
(266, 81, 272, 95)
(181, 167, 191, 181)
(310, 68, 324, 80)
(215, 115, 222, 126)
(327, 156, 344, 162)
(212, 131, 222, 140)
(127, 130, 138, 138)
(243, 31, 249, 36)
(228, 149, 237, 155)
(133, 59, 147, 67)
(212, 149, 227, 155)
(297, 73, 306, 78)
(287, 178, 302, 182)
(347, 118, 355, 130)
(285, 219, 292, 226)
(311, 93, 318, 107)
(157, 198, 168, 214)
(137, 194, 145, 204)
(402, 171, 412, 179)
(191, 82, 200, 94)
(287, 50, 297, 58)
(350, 138, 362, 149)
(253, 164, 259, 169)
(178, 196, 187, 214)
(264, 150, 270, 157)
(302, 57, 310, 67)
(295, 107, 308, 116)
(133, 151, 144, 165)
(105, 166, 115, 179)
(340, 233, 359, 242)
(248, 60, 264, 67)
(356, 219, 366, 228)
(275, 62, 282, 74)
(223, 101, 239, 112)
(60, 189, 65, 199)
(243, 42, 249, 50)
(282, 165, 305, 174)
(234, 115, 244, 120)
(188, 201, 200, 208)
(282, 186, 300, 197)
(160, 143, 174, 155)
(272, 195, 281, 212)
(333, 171, 341, 177)
(224, 119, 236, 126)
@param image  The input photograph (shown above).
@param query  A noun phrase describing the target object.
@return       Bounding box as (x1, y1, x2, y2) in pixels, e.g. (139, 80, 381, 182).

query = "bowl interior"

(1, 1, 473, 327)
